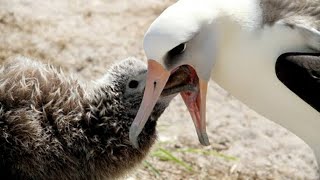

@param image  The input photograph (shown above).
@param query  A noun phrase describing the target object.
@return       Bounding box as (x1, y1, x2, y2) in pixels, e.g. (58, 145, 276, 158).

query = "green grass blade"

(158, 148, 193, 172)
(143, 160, 162, 178)
(177, 148, 238, 161)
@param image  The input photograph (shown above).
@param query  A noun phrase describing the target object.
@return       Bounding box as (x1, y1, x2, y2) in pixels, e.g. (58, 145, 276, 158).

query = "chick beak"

(129, 60, 170, 148)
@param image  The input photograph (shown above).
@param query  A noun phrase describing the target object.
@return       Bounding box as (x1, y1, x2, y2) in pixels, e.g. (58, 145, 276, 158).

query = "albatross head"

(130, 0, 219, 148)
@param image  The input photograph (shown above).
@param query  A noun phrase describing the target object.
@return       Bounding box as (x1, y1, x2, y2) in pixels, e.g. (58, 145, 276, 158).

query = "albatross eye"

(168, 43, 186, 56)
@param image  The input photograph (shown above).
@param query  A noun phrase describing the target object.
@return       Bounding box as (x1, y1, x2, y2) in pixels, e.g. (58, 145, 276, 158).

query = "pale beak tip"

(129, 125, 140, 149)
(198, 132, 210, 146)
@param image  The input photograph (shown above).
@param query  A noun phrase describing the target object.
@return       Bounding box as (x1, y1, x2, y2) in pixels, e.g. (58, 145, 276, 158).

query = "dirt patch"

(0, 0, 318, 179)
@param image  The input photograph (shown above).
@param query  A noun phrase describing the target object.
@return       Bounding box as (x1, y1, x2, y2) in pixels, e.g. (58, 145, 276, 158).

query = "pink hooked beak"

(129, 60, 209, 148)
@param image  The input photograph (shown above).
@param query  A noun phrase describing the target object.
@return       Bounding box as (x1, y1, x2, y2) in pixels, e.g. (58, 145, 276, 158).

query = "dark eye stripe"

(168, 43, 186, 57)
(164, 43, 187, 69)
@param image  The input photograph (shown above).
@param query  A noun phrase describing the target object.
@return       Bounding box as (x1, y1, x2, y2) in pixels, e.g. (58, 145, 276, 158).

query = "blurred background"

(0, 0, 318, 179)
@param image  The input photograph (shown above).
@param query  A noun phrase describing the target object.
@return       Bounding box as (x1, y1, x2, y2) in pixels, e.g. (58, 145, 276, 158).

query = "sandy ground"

(0, 0, 319, 179)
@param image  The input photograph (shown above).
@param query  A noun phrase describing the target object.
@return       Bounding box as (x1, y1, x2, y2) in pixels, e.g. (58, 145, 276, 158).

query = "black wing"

(276, 52, 320, 112)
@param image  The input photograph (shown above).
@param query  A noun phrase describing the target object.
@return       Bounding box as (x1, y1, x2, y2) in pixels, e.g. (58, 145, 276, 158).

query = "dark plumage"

(276, 52, 320, 112)
(0, 56, 174, 180)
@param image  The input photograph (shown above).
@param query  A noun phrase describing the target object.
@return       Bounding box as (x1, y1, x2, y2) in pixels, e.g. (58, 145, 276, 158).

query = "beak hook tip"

(199, 132, 210, 146)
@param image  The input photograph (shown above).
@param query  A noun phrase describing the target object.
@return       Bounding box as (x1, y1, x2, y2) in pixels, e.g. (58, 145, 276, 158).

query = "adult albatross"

(129, 0, 320, 165)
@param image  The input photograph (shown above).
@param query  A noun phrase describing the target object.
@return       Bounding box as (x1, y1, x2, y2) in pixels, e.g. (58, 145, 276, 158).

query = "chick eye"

(168, 43, 186, 57)
(128, 80, 139, 89)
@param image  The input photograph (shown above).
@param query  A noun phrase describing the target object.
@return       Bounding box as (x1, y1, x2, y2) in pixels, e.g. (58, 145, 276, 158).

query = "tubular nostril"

(153, 81, 157, 88)
(129, 80, 139, 88)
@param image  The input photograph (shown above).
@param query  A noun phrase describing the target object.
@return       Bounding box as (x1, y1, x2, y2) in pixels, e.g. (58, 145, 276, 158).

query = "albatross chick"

(0, 56, 192, 180)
